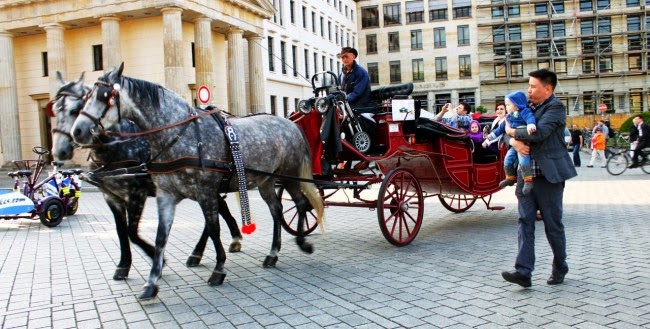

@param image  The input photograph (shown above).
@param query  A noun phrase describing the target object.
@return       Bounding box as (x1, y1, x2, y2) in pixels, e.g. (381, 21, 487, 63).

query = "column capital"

(193, 16, 211, 24)
(39, 23, 68, 31)
(160, 7, 183, 14)
(99, 16, 121, 23)
(0, 30, 14, 38)
(244, 34, 263, 41)
(227, 28, 244, 35)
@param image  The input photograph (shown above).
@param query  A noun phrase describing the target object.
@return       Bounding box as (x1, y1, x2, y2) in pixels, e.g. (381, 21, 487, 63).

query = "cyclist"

(629, 115, 649, 168)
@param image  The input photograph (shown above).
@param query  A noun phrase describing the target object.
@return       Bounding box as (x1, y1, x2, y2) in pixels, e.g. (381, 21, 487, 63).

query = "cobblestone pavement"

(1, 153, 649, 328)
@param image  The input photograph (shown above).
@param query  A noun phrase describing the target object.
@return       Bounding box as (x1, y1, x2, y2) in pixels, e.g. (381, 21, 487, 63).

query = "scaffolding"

(475, 0, 650, 116)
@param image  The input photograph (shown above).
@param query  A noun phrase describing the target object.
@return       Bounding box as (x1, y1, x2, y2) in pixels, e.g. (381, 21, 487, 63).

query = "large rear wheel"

(438, 194, 477, 213)
(277, 187, 320, 236)
(377, 168, 424, 247)
(39, 198, 65, 227)
(606, 152, 628, 176)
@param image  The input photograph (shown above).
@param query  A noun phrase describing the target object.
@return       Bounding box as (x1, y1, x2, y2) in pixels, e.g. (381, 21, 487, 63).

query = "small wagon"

(283, 71, 507, 246)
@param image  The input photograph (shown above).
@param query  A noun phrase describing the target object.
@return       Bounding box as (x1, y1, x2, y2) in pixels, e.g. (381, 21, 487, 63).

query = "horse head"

(50, 71, 91, 160)
(72, 62, 125, 145)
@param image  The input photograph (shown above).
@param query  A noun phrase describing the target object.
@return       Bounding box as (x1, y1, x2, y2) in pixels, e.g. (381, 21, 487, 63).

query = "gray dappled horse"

(71, 63, 324, 300)
(50, 72, 242, 280)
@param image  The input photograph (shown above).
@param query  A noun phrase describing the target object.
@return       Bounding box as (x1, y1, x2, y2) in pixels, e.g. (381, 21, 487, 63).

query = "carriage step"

(317, 181, 370, 190)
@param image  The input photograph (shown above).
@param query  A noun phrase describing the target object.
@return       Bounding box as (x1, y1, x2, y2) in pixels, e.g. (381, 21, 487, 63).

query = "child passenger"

(482, 91, 537, 195)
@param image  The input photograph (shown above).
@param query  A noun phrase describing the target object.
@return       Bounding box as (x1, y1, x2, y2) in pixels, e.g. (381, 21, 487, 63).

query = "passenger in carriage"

(483, 91, 537, 195)
(483, 103, 507, 153)
(433, 102, 473, 130)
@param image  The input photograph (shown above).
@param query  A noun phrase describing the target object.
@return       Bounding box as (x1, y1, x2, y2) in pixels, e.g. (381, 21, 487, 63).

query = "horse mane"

(119, 76, 163, 108)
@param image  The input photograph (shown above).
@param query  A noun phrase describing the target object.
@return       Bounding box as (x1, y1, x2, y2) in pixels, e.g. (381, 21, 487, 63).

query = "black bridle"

(79, 79, 121, 134)
(50, 90, 88, 141)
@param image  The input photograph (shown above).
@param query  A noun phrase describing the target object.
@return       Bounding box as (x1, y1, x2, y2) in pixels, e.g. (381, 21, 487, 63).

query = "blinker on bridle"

(49, 89, 89, 141)
(79, 79, 122, 134)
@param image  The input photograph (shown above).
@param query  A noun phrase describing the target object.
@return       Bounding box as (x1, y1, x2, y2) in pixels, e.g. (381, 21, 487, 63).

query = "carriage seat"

(416, 118, 498, 164)
(370, 83, 414, 103)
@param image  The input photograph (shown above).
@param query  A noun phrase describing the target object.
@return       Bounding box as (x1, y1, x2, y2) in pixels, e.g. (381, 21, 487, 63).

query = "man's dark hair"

(459, 102, 472, 112)
(636, 114, 644, 120)
(529, 68, 557, 91)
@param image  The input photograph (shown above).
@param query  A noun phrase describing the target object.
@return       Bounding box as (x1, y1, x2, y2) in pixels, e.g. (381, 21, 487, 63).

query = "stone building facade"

(0, 0, 273, 165)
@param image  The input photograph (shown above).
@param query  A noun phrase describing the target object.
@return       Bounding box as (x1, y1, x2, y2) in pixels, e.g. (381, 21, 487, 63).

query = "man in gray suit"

(501, 69, 578, 288)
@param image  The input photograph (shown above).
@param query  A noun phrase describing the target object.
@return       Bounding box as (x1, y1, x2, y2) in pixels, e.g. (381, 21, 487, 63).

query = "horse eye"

(71, 108, 80, 116)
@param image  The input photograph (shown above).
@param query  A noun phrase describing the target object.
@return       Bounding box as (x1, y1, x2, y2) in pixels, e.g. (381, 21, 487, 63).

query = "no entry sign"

(197, 85, 210, 104)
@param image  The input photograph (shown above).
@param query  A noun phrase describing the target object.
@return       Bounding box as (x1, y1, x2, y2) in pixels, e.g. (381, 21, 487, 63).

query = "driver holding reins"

(338, 47, 371, 110)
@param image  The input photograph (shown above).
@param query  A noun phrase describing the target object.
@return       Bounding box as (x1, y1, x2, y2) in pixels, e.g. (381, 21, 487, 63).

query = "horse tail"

(299, 151, 325, 234)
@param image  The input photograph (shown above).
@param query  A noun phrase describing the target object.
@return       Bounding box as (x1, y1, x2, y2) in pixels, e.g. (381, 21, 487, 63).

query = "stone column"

(227, 28, 246, 115)
(100, 16, 121, 71)
(42, 23, 67, 98)
(246, 35, 266, 114)
(0, 31, 22, 162)
(161, 7, 185, 95)
(193, 17, 214, 101)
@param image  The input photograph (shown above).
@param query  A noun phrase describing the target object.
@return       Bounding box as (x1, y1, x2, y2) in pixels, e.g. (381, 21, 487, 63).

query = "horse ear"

(116, 62, 124, 77)
(77, 71, 85, 84)
(55, 71, 65, 85)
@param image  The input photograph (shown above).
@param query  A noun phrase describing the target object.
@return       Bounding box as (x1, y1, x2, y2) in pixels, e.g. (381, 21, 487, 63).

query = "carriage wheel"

(377, 168, 424, 247)
(438, 194, 477, 213)
(353, 131, 371, 153)
(66, 198, 79, 216)
(39, 198, 65, 227)
(606, 153, 628, 176)
(277, 187, 319, 236)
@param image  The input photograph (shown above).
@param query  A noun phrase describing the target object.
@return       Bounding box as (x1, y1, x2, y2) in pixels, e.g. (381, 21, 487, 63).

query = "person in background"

(501, 68, 577, 288)
(484, 103, 507, 153)
(434, 102, 473, 130)
(586, 127, 606, 168)
(569, 124, 583, 167)
(629, 115, 649, 168)
(337, 47, 371, 110)
(592, 120, 612, 158)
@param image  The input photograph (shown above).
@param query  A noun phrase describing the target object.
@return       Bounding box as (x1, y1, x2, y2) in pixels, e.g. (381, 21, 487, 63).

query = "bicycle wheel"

(606, 152, 629, 176)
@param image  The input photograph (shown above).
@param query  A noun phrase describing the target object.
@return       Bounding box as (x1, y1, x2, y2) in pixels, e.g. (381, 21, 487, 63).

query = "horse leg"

(104, 196, 131, 280)
(284, 186, 314, 254)
(257, 185, 284, 267)
(140, 192, 177, 300)
(197, 197, 227, 286)
(186, 194, 242, 267)
(217, 195, 242, 252)
(125, 190, 155, 259)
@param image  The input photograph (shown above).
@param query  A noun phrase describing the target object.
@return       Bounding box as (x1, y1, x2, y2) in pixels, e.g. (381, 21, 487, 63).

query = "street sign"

(197, 85, 210, 104)
(598, 103, 607, 112)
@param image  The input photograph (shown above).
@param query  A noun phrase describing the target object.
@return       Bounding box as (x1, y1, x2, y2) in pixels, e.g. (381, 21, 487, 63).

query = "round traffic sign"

(198, 85, 211, 104)
(598, 103, 607, 112)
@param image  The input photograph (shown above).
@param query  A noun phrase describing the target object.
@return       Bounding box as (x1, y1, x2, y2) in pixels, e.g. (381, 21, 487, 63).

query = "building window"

(554, 41, 567, 56)
(268, 37, 275, 72)
(304, 49, 309, 78)
(302, 6, 307, 28)
(457, 25, 470, 46)
(580, 0, 593, 11)
(552, 1, 565, 13)
(508, 4, 520, 17)
(582, 38, 596, 53)
(581, 20, 594, 35)
(283, 97, 289, 117)
(629, 89, 642, 113)
(320, 17, 324, 37)
(191, 42, 195, 68)
(599, 56, 613, 72)
(411, 30, 423, 50)
(429, 0, 447, 21)
(629, 34, 642, 50)
(41, 52, 48, 77)
(368, 62, 379, 84)
(494, 63, 507, 78)
(554, 59, 567, 74)
(92, 44, 103, 71)
(412, 58, 424, 81)
(552, 21, 565, 37)
(361, 6, 379, 28)
(312, 11, 316, 33)
(388, 32, 400, 52)
(313, 53, 318, 78)
(598, 36, 612, 52)
(290, 0, 295, 24)
(292, 45, 298, 77)
(537, 42, 550, 57)
(406, 0, 424, 23)
(452, 0, 471, 19)
(509, 25, 521, 41)
(536, 23, 549, 39)
(328, 21, 332, 40)
(272, 0, 283, 25)
(583, 57, 595, 73)
(583, 92, 595, 114)
(435, 56, 447, 80)
(270, 95, 277, 115)
(459, 55, 471, 78)
(384, 3, 402, 25)
(367, 34, 377, 54)
(322, 55, 326, 72)
(511, 62, 524, 77)
(535, 3, 547, 15)
(598, 17, 611, 33)
(493, 4, 504, 18)
(389, 61, 401, 83)
(434, 27, 446, 48)
(597, 0, 610, 10)
(627, 0, 641, 6)
(280, 41, 287, 74)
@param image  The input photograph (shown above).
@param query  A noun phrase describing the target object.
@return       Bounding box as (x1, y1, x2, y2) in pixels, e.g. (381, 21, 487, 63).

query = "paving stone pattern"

(1, 154, 649, 328)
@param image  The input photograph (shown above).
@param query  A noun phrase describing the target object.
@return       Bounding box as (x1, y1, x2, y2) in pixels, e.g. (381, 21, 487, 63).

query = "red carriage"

(283, 71, 507, 246)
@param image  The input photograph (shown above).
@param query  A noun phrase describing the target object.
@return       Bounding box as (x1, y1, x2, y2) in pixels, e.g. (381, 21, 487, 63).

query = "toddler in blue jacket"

(483, 91, 537, 194)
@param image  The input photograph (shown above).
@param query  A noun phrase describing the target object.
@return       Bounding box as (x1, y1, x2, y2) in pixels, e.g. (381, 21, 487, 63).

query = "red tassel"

(242, 223, 256, 235)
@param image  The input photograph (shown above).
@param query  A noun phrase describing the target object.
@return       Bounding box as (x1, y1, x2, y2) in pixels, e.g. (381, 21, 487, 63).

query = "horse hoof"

(229, 242, 241, 253)
(208, 271, 226, 286)
(139, 285, 159, 300)
(113, 267, 129, 280)
(186, 255, 202, 267)
(299, 242, 314, 254)
(263, 256, 278, 267)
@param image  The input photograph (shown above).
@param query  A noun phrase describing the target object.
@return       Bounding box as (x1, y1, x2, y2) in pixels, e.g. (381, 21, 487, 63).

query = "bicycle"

(605, 147, 650, 176)
(0, 146, 83, 227)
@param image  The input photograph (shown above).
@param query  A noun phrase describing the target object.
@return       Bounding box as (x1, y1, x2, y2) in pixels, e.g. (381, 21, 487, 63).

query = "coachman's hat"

(336, 47, 358, 58)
